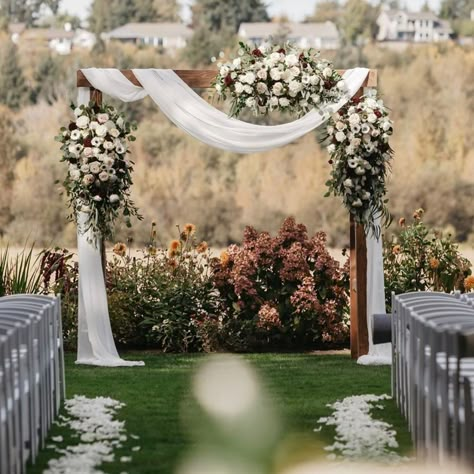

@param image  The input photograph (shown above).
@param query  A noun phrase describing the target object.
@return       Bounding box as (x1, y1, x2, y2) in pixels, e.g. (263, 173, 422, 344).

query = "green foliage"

(305, 0, 340, 23)
(439, 0, 474, 19)
(383, 209, 472, 309)
(339, 0, 379, 45)
(31, 54, 60, 105)
(0, 41, 27, 110)
(0, 243, 43, 295)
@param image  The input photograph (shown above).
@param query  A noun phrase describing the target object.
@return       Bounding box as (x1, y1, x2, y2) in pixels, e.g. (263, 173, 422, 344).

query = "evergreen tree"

(439, 0, 474, 19)
(153, 0, 180, 21)
(31, 54, 60, 105)
(190, 0, 269, 33)
(0, 41, 27, 110)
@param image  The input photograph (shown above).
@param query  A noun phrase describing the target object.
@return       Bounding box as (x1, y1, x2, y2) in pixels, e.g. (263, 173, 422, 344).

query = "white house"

(238, 22, 340, 50)
(73, 29, 96, 50)
(103, 22, 193, 50)
(377, 9, 452, 43)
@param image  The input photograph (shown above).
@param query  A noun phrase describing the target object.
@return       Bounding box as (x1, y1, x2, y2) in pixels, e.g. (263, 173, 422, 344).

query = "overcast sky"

(61, 0, 443, 22)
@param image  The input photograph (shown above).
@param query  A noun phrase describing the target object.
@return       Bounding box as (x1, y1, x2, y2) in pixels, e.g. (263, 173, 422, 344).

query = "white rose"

(103, 156, 115, 167)
(109, 194, 120, 203)
(301, 75, 310, 85)
(83, 147, 94, 158)
(272, 82, 283, 96)
(220, 65, 230, 76)
(244, 72, 256, 84)
(95, 125, 108, 137)
(70, 169, 81, 181)
(323, 67, 333, 78)
(92, 147, 100, 156)
(256, 82, 268, 94)
(288, 80, 303, 95)
(335, 121, 346, 131)
(285, 54, 298, 67)
(327, 126, 334, 135)
(104, 141, 115, 150)
(352, 199, 363, 207)
(89, 121, 99, 130)
(349, 114, 360, 126)
(281, 69, 292, 83)
(98, 171, 109, 182)
(382, 121, 392, 132)
(234, 82, 244, 94)
(351, 138, 362, 147)
(270, 52, 281, 64)
(279, 97, 290, 107)
(270, 68, 282, 81)
(310, 75, 320, 86)
(311, 94, 320, 103)
(244, 85, 252, 94)
(82, 174, 95, 186)
(269, 96, 279, 107)
(215, 84, 222, 92)
(327, 144, 336, 154)
(337, 80, 346, 90)
(289, 66, 300, 77)
(256, 68, 267, 80)
(92, 195, 102, 202)
(76, 115, 90, 129)
(362, 191, 371, 200)
(110, 128, 120, 138)
(89, 162, 101, 174)
(97, 113, 109, 124)
(343, 179, 354, 188)
(335, 131, 346, 142)
(116, 117, 124, 129)
(355, 166, 366, 175)
(367, 113, 377, 123)
(232, 57, 241, 68)
(73, 107, 83, 117)
(80, 164, 90, 173)
(105, 120, 115, 130)
(245, 97, 256, 107)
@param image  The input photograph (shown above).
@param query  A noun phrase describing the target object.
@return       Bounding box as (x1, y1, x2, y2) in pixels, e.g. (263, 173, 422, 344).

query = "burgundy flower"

(374, 109, 382, 118)
(252, 48, 263, 57)
(68, 122, 77, 131)
(224, 74, 234, 87)
(277, 48, 286, 54)
(84, 137, 92, 147)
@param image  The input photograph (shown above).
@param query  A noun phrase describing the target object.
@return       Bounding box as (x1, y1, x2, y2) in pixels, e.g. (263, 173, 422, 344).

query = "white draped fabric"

(77, 67, 390, 366)
(76, 88, 144, 367)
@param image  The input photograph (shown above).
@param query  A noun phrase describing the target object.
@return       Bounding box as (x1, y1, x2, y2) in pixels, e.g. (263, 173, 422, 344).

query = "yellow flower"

(392, 244, 401, 255)
(113, 242, 127, 257)
(184, 223, 196, 235)
(196, 241, 208, 253)
(464, 275, 474, 291)
(429, 257, 440, 270)
(220, 250, 230, 266)
(147, 246, 157, 256)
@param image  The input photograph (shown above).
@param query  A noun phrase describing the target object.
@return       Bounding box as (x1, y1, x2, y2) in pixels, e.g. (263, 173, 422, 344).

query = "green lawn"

(28, 353, 412, 473)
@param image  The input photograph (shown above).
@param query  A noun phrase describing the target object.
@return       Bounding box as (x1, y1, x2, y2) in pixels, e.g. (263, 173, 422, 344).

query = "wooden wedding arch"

(77, 68, 378, 360)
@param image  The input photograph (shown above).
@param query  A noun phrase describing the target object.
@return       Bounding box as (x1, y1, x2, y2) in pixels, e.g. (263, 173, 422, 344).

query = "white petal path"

(43, 395, 140, 474)
(316, 394, 410, 464)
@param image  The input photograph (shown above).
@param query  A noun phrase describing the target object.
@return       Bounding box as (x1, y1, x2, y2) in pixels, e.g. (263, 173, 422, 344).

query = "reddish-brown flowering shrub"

(214, 217, 350, 351)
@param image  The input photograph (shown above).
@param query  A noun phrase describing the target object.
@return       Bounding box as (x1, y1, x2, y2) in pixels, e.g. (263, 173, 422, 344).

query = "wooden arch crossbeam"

(77, 67, 378, 360)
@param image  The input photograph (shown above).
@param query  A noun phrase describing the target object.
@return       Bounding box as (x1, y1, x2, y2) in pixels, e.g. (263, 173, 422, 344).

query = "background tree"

(305, 1, 341, 23)
(153, 0, 180, 21)
(0, 107, 25, 236)
(339, 0, 379, 44)
(439, 0, 474, 19)
(31, 54, 60, 105)
(0, 40, 28, 110)
(0, 0, 44, 25)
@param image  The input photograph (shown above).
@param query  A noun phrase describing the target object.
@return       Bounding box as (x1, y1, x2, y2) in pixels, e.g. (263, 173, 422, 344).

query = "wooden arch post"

(77, 68, 378, 359)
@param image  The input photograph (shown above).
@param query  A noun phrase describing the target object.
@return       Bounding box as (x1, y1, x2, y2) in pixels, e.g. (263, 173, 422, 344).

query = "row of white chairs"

(391, 291, 474, 465)
(0, 294, 65, 474)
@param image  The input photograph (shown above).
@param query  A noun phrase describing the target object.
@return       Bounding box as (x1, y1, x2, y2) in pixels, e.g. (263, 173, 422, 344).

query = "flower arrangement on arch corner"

(324, 91, 394, 237)
(212, 41, 346, 117)
(55, 102, 142, 243)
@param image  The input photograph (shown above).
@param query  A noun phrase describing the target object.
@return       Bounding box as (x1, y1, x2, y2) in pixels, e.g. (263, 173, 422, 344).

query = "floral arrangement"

(213, 41, 345, 117)
(325, 92, 393, 235)
(56, 103, 142, 242)
(383, 209, 472, 309)
(214, 217, 349, 351)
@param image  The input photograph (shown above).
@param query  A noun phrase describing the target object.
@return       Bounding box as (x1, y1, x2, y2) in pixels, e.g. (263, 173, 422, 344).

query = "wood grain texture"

(77, 69, 378, 88)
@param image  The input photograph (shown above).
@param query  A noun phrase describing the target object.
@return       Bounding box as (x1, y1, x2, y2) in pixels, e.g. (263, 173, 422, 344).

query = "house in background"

(377, 9, 452, 43)
(73, 29, 96, 50)
(238, 21, 340, 50)
(103, 22, 193, 51)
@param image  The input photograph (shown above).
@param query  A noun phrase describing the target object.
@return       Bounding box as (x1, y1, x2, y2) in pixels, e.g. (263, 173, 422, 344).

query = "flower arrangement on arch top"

(56, 102, 142, 242)
(213, 41, 346, 117)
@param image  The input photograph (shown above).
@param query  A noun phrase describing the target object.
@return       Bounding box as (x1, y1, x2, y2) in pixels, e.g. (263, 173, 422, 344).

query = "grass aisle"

(28, 353, 412, 474)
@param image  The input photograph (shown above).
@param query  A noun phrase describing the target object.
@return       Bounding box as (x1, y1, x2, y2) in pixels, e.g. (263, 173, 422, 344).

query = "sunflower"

(464, 275, 474, 291)
(196, 241, 208, 253)
(113, 242, 127, 257)
(184, 223, 196, 235)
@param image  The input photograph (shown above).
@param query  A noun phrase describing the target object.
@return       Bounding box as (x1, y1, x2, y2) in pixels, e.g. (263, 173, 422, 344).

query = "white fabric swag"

(76, 67, 390, 366)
